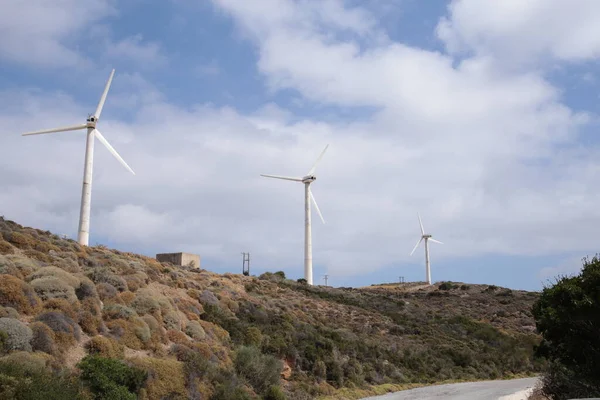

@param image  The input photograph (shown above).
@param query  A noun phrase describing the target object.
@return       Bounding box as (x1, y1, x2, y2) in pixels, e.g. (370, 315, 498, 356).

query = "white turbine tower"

(22, 69, 135, 247)
(409, 213, 443, 285)
(261, 144, 329, 285)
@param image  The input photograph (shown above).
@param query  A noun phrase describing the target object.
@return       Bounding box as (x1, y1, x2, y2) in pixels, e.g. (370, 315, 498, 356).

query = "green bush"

(439, 282, 456, 291)
(78, 355, 147, 400)
(0, 355, 83, 399)
(263, 385, 286, 400)
(234, 346, 282, 395)
(532, 255, 600, 399)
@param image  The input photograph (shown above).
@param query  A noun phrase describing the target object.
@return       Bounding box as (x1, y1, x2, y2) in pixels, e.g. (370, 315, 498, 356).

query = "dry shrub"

(0, 306, 19, 319)
(0, 317, 33, 352)
(96, 282, 118, 301)
(103, 304, 138, 320)
(123, 273, 148, 292)
(30, 321, 57, 354)
(167, 329, 190, 346)
(191, 342, 214, 360)
(118, 291, 136, 305)
(35, 311, 81, 351)
(199, 320, 230, 342)
(106, 318, 150, 350)
(42, 298, 79, 320)
(132, 293, 160, 316)
(0, 351, 53, 373)
(23, 249, 53, 263)
(75, 277, 98, 300)
(0, 240, 13, 255)
(85, 335, 124, 359)
(0, 274, 39, 314)
(29, 266, 81, 288)
(185, 321, 206, 340)
(6, 255, 39, 278)
(86, 269, 128, 292)
(78, 297, 104, 336)
(52, 255, 80, 273)
(5, 232, 35, 249)
(163, 310, 182, 331)
(30, 276, 77, 303)
(130, 357, 187, 400)
(34, 241, 61, 254)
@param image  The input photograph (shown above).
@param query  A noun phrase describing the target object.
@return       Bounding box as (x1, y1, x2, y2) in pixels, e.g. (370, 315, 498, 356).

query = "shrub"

(0, 306, 19, 319)
(42, 298, 78, 319)
(0, 317, 33, 352)
(35, 311, 81, 349)
(0, 275, 39, 314)
(460, 284, 470, 290)
(29, 266, 81, 289)
(0, 353, 83, 399)
(532, 255, 600, 399)
(30, 321, 57, 354)
(244, 326, 263, 347)
(86, 336, 125, 359)
(264, 385, 286, 400)
(87, 270, 128, 292)
(30, 276, 77, 302)
(129, 357, 186, 400)
(163, 310, 182, 331)
(103, 304, 138, 320)
(97, 283, 118, 301)
(439, 282, 456, 291)
(131, 293, 160, 315)
(234, 346, 283, 395)
(185, 320, 206, 340)
(5, 232, 35, 249)
(0, 240, 13, 254)
(76, 277, 98, 300)
(79, 297, 104, 335)
(78, 355, 147, 400)
(297, 278, 307, 284)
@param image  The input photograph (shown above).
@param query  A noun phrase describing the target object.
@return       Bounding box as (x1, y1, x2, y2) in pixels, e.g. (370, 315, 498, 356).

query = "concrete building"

(156, 252, 200, 269)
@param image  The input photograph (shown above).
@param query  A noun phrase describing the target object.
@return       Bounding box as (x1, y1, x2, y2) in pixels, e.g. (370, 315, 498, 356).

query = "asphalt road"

(362, 377, 539, 400)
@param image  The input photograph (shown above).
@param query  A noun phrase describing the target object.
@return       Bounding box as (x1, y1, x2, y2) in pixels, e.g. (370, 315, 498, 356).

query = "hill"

(0, 216, 544, 399)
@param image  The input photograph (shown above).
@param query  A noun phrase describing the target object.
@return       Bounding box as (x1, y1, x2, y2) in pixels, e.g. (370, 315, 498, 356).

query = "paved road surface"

(362, 377, 539, 400)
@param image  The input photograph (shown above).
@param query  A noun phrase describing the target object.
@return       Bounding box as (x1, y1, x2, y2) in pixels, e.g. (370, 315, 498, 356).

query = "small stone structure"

(156, 252, 200, 269)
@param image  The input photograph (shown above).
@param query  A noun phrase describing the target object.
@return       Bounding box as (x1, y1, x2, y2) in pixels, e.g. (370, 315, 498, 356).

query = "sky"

(1, 0, 600, 291)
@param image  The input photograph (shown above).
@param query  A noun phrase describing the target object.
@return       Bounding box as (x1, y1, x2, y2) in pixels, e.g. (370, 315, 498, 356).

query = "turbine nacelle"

(302, 175, 316, 183)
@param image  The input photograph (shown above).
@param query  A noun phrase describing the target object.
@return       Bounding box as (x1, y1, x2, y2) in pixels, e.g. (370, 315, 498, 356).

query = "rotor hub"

(302, 175, 316, 183)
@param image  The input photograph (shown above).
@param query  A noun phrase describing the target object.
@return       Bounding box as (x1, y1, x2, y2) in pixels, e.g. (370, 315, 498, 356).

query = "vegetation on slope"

(0, 216, 543, 399)
(532, 255, 600, 399)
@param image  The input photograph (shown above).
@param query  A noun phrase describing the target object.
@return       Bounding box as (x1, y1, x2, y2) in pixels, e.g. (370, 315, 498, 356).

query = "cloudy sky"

(1, 0, 599, 291)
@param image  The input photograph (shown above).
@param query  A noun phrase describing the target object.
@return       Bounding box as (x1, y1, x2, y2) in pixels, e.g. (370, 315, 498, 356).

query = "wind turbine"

(409, 213, 443, 285)
(22, 69, 135, 247)
(261, 144, 329, 285)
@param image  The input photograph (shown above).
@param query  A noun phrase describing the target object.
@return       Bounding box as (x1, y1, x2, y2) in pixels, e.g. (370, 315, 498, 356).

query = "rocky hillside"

(0, 216, 543, 399)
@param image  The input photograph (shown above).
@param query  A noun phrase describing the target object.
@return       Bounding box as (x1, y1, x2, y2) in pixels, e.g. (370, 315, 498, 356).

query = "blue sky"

(2, 0, 600, 291)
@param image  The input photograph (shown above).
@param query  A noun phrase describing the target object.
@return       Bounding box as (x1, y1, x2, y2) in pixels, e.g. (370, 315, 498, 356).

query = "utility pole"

(399, 276, 405, 283)
(323, 274, 329, 287)
(241, 252, 250, 276)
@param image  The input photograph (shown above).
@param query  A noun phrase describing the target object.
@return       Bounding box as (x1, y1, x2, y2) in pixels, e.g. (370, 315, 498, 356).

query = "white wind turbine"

(261, 144, 329, 285)
(409, 213, 443, 285)
(22, 69, 135, 247)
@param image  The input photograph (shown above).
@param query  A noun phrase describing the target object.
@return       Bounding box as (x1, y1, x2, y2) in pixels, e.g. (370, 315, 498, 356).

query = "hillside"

(0, 216, 544, 399)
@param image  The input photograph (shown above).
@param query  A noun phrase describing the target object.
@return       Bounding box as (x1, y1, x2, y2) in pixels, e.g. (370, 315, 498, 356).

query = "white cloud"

(436, 0, 600, 67)
(0, 0, 116, 67)
(2, 0, 600, 284)
(0, 0, 166, 69)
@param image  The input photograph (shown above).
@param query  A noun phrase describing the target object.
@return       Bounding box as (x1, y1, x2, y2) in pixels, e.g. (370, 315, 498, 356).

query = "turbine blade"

(418, 212, 425, 235)
(94, 69, 115, 120)
(429, 238, 444, 245)
(22, 123, 87, 136)
(94, 129, 135, 175)
(410, 237, 423, 256)
(260, 174, 303, 182)
(307, 144, 329, 176)
(309, 188, 325, 224)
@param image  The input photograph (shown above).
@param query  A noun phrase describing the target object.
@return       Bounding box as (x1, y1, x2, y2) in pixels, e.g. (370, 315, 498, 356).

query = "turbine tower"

(261, 144, 329, 285)
(22, 69, 135, 247)
(409, 213, 443, 285)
